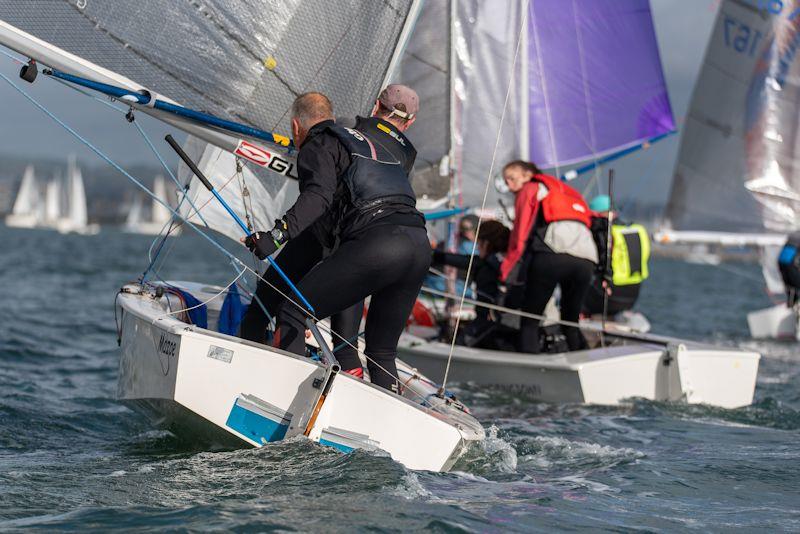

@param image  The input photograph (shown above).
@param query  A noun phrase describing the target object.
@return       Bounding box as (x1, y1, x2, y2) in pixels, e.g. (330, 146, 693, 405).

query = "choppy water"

(1, 226, 798, 532)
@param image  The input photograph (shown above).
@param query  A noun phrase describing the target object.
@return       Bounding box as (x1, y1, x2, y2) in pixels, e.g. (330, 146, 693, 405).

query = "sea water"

(1, 226, 798, 531)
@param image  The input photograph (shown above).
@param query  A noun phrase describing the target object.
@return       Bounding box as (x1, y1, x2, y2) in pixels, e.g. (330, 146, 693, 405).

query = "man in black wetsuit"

(242, 89, 429, 392)
(239, 86, 419, 367)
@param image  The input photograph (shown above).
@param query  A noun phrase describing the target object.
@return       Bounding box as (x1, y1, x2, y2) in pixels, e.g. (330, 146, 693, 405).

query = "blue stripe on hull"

(226, 401, 289, 444)
(319, 438, 355, 453)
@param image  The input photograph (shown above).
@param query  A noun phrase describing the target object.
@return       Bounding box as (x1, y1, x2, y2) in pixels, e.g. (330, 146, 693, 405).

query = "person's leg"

(558, 256, 594, 351)
(519, 254, 559, 353)
(362, 226, 431, 391)
(330, 301, 364, 371)
(275, 236, 380, 356)
(239, 229, 323, 343)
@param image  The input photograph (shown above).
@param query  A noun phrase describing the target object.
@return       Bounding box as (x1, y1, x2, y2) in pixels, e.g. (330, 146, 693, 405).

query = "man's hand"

(241, 231, 279, 260)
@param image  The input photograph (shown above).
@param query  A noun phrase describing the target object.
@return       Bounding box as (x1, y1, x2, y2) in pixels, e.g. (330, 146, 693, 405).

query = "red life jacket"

(531, 173, 592, 228)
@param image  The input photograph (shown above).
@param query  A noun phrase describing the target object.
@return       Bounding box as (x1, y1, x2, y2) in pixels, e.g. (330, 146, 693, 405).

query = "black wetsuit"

(779, 231, 800, 307)
(517, 211, 594, 353)
(274, 120, 427, 392)
(240, 116, 416, 367)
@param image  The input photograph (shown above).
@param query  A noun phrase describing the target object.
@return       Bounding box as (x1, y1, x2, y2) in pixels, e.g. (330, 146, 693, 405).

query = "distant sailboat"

(5, 157, 99, 234)
(53, 156, 99, 235)
(5, 165, 40, 228)
(123, 175, 179, 235)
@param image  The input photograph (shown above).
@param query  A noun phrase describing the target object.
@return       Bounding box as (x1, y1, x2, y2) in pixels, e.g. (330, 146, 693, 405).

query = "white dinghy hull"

(116, 283, 483, 472)
(397, 335, 760, 409)
(747, 304, 799, 340)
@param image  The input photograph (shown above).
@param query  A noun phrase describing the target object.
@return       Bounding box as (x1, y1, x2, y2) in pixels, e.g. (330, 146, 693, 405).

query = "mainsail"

(665, 0, 800, 234)
(0, 0, 420, 241)
(0, 1, 415, 141)
(393, 0, 674, 208)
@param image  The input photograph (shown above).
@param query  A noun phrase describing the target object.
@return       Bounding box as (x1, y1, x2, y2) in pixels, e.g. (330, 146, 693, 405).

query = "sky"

(0, 0, 719, 208)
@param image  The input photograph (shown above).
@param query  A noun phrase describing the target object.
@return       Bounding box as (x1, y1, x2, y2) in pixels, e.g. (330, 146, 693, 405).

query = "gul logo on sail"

(234, 140, 298, 178)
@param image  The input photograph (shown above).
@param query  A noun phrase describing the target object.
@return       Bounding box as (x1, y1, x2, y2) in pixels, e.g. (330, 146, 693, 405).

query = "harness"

(323, 123, 417, 220)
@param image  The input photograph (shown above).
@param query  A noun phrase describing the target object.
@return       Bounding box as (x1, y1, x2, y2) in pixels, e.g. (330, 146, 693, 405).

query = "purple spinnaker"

(527, 0, 675, 168)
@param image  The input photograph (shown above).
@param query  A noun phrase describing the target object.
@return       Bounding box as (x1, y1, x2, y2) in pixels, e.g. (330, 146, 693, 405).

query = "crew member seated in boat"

(239, 85, 419, 370)
(431, 220, 511, 348)
(243, 89, 430, 393)
(582, 195, 650, 316)
(425, 214, 480, 296)
(778, 231, 800, 307)
(499, 161, 598, 353)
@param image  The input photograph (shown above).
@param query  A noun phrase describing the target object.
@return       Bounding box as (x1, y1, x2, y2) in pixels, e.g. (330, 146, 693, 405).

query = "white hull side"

(747, 304, 799, 340)
(4, 213, 40, 228)
(116, 283, 484, 471)
(397, 334, 759, 408)
(118, 292, 327, 446)
(54, 219, 100, 235)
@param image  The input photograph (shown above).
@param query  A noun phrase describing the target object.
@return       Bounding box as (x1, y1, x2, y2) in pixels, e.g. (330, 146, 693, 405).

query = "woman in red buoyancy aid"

(500, 161, 598, 354)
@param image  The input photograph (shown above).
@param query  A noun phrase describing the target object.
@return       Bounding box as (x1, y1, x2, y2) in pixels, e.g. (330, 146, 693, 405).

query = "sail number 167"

(723, 15, 763, 57)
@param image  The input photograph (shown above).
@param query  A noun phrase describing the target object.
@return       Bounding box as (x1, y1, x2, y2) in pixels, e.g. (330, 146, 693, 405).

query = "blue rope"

(0, 68, 315, 335)
(0, 69, 246, 272)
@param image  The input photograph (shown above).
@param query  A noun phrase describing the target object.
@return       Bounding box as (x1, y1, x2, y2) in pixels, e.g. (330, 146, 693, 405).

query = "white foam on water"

(392, 472, 435, 500)
(527, 436, 645, 464)
(556, 475, 618, 493)
(108, 470, 126, 477)
(481, 425, 518, 473)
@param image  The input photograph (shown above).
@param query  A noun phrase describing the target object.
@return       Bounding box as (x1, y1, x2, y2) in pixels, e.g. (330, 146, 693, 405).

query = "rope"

(153, 270, 246, 322)
(422, 286, 624, 336)
(439, 2, 530, 393)
(0, 60, 439, 411)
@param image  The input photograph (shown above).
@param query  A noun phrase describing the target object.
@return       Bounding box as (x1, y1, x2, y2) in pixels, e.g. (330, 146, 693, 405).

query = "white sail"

(151, 175, 171, 225)
(180, 137, 295, 243)
(5, 165, 42, 228)
(44, 177, 61, 223)
(123, 175, 179, 235)
(67, 156, 88, 228)
(125, 194, 144, 228)
(10, 165, 38, 215)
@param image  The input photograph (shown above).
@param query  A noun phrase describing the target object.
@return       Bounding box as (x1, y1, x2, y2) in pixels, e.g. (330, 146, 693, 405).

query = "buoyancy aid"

(323, 123, 418, 230)
(353, 116, 417, 173)
(610, 223, 650, 286)
(531, 174, 592, 227)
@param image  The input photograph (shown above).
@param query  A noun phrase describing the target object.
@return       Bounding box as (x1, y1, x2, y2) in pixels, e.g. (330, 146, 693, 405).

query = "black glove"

(244, 231, 279, 260)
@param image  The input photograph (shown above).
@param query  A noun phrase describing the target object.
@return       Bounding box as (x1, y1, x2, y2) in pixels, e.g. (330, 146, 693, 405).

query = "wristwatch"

(270, 219, 288, 245)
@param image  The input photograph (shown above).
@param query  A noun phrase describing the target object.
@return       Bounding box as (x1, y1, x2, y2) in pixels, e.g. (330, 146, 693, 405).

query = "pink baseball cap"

(378, 84, 419, 119)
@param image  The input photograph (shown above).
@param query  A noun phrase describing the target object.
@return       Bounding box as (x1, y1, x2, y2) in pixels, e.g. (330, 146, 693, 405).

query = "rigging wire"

(439, 0, 531, 393)
(0, 57, 444, 410)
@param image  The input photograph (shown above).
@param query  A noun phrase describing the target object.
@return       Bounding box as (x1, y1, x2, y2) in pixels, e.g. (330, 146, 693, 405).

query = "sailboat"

(657, 0, 800, 339)
(124, 175, 180, 235)
(52, 156, 99, 235)
(6, 157, 99, 234)
(0, 1, 484, 471)
(393, 0, 759, 408)
(5, 165, 41, 228)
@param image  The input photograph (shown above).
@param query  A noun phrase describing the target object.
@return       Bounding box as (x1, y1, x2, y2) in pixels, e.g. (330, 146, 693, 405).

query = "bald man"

(242, 90, 428, 393)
